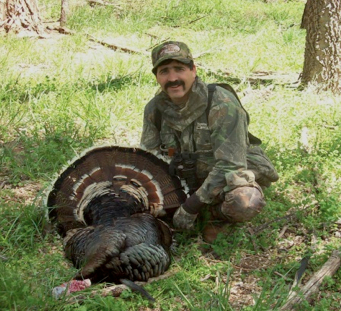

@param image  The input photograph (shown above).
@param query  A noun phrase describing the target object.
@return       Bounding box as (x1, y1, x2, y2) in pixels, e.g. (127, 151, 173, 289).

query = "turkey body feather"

(47, 145, 187, 288)
(64, 213, 172, 283)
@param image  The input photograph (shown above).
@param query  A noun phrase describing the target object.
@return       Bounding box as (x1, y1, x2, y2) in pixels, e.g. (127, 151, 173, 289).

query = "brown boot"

(202, 221, 232, 244)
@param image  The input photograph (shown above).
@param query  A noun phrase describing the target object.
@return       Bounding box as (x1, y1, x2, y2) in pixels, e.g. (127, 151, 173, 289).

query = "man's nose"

(167, 69, 178, 81)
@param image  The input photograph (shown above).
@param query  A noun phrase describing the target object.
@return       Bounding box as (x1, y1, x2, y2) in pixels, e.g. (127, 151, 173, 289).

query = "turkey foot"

(52, 279, 92, 299)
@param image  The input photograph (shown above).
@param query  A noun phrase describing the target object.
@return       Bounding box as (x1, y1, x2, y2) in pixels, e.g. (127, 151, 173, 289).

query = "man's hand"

(173, 205, 198, 230)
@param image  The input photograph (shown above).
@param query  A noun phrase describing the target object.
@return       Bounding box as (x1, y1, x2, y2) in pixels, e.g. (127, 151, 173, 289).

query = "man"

(140, 41, 278, 241)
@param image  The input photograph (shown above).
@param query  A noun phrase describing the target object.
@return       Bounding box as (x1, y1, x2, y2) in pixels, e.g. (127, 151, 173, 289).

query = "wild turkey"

(47, 145, 187, 299)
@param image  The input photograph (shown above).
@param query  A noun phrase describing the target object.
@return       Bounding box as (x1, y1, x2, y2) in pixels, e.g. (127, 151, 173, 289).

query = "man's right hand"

(173, 205, 198, 230)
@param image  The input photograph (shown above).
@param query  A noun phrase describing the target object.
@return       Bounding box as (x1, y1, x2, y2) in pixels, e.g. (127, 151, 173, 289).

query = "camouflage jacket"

(140, 77, 259, 205)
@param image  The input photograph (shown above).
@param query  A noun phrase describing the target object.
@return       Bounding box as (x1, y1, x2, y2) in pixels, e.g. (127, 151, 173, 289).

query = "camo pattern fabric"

(210, 184, 266, 223)
(140, 77, 278, 207)
(151, 41, 193, 74)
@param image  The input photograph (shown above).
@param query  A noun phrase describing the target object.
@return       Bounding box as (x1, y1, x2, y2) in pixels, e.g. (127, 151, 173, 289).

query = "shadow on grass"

(0, 74, 135, 106)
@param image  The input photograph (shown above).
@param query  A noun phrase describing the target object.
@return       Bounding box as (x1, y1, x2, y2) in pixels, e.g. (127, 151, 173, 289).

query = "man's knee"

(213, 186, 266, 222)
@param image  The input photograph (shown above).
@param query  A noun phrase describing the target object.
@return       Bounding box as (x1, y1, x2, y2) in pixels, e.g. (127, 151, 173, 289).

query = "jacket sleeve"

(140, 100, 162, 153)
(194, 87, 256, 205)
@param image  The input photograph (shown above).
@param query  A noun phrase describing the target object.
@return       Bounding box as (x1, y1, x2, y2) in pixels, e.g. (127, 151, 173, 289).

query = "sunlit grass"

(1, 0, 341, 310)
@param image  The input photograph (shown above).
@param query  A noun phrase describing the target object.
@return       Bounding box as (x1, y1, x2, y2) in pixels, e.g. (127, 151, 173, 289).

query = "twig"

(278, 225, 289, 239)
(0, 254, 8, 261)
(146, 38, 171, 51)
(231, 263, 256, 272)
(193, 50, 212, 59)
(188, 15, 209, 25)
(0, 180, 7, 189)
(251, 213, 298, 235)
(200, 274, 212, 282)
(274, 271, 289, 281)
(88, 0, 122, 9)
(247, 227, 259, 252)
(199, 254, 226, 265)
(145, 33, 160, 40)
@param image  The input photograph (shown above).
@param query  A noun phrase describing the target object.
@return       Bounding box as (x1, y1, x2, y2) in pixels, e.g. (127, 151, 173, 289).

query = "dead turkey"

(47, 145, 187, 297)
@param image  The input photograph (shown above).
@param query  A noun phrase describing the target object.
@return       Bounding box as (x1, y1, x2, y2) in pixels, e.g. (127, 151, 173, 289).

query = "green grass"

(1, 0, 341, 310)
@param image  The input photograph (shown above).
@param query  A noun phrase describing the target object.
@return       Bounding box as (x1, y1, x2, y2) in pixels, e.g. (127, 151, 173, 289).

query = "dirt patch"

(1, 180, 42, 205)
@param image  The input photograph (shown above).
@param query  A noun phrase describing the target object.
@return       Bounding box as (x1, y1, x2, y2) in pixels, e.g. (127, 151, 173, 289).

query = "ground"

(1, 24, 341, 310)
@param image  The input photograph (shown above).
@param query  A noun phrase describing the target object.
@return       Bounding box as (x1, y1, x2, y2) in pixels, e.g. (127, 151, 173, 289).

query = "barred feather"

(47, 145, 187, 287)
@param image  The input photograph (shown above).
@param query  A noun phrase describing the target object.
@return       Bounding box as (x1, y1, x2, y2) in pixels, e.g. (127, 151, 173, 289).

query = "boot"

(202, 221, 231, 244)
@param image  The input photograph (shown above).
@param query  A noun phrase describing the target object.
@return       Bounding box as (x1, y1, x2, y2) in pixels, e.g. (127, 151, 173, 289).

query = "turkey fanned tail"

(47, 146, 187, 237)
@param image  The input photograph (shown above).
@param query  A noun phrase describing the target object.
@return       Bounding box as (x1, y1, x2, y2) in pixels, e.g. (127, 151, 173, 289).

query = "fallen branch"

(67, 270, 176, 303)
(46, 25, 74, 35)
(86, 34, 149, 55)
(280, 250, 341, 310)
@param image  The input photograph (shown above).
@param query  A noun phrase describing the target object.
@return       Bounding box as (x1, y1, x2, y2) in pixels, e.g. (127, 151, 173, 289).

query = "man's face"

(156, 60, 197, 105)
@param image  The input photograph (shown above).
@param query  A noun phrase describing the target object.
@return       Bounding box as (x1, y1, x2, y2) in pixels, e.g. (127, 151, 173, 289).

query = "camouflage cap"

(151, 41, 193, 74)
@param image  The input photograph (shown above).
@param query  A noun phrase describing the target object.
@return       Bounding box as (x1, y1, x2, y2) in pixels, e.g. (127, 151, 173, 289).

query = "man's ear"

(192, 64, 197, 76)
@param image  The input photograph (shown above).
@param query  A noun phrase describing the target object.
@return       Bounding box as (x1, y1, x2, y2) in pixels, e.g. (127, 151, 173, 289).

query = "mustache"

(165, 80, 185, 90)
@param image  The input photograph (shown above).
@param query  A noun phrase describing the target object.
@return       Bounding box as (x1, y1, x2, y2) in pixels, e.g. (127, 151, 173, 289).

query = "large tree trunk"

(0, 0, 44, 35)
(301, 0, 341, 94)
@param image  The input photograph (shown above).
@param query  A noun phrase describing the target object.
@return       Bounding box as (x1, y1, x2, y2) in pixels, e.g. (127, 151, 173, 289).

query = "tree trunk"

(60, 0, 68, 27)
(301, 0, 341, 94)
(300, 0, 312, 30)
(0, 0, 44, 35)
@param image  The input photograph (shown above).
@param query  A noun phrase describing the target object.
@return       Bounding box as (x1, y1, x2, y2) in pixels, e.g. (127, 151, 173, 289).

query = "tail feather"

(48, 146, 187, 236)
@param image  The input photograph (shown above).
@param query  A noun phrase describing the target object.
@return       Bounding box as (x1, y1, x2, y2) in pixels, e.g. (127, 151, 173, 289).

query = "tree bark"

(60, 0, 68, 27)
(0, 0, 6, 27)
(301, 0, 341, 93)
(300, 0, 312, 30)
(0, 0, 44, 34)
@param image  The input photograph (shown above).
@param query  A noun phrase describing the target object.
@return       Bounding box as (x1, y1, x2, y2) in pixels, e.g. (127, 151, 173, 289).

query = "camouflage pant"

(209, 184, 266, 223)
